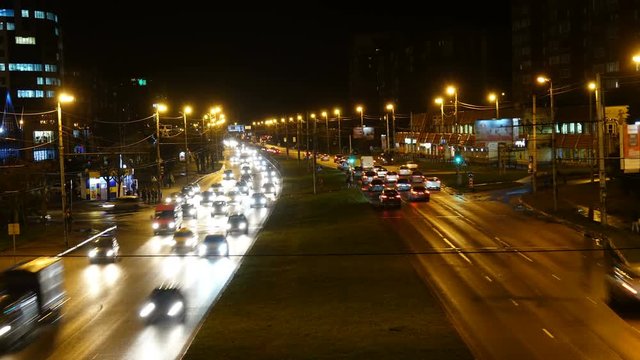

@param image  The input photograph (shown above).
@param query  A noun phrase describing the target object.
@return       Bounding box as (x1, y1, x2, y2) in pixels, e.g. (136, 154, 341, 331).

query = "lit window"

(17, 90, 44, 98)
(46, 90, 55, 98)
(0, 64, 4, 71)
(33, 149, 55, 161)
(15, 37, 36, 45)
(36, 77, 43, 85)
(54, 15, 58, 22)
(9, 63, 42, 71)
(46, 12, 55, 21)
(44, 64, 57, 72)
(6, 22, 14, 30)
(33, 130, 53, 144)
(34, 11, 44, 19)
(35, 90, 43, 97)
(21, 10, 29, 18)
(0, 23, 3, 30)
(0, 9, 15, 17)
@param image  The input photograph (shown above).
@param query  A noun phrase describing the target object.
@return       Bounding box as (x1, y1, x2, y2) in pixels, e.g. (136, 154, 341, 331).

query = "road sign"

(8, 223, 19, 235)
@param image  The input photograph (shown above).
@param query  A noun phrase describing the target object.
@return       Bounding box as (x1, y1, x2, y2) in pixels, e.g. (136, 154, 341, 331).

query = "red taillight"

(395, 195, 401, 198)
(380, 195, 387, 199)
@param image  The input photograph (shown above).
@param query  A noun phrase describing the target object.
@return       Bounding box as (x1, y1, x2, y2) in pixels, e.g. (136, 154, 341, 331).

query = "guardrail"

(57, 225, 117, 257)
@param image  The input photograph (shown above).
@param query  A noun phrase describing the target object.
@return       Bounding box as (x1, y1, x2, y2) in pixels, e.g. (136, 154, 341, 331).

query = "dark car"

(199, 234, 229, 257)
(409, 185, 430, 202)
(200, 190, 215, 206)
(139, 285, 186, 323)
(226, 214, 249, 236)
(103, 196, 141, 213)
(211, 200, 229, 217)
(249, 193, 268, 208)
(379, 189, 402, 208)
(368, 179, 385, 193)
(182, 202, 198, 219)
(88, 234, 120, 263)
(262, 183, 277, 197)
(396, 178, 412, 191)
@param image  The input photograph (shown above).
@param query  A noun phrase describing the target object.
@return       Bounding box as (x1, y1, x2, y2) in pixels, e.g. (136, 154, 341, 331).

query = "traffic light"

(348, 155, 356, 165)
(454, 154, 463, 165)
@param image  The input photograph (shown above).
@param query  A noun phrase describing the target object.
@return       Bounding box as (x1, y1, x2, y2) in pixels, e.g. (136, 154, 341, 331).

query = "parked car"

(139, 285, 186, 323)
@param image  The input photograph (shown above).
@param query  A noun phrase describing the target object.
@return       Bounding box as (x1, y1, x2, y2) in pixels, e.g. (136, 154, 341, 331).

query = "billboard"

(474, 118, 519, 142)
(353, 126, 375, 140)
(227, 124, 245, 133)
(621, 123, 640, 173)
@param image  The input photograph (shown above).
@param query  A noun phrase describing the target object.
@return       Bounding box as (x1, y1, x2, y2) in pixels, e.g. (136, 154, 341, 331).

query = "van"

(152, 203, 183, 235)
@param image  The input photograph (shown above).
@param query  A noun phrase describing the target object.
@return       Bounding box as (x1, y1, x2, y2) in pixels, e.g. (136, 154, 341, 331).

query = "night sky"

(60, 3, 510, 123)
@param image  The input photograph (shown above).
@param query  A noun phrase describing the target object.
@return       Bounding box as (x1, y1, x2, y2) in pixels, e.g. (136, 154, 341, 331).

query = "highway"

(0, 146, 277, 360)
(376, 184, 640, 359)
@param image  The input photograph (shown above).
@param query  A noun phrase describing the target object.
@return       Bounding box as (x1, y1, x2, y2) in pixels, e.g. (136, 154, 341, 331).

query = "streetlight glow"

(537, 76, 549, 84)
(588, 82, 596, 90)
(183, 105, 192, 115)
(446, 86, 456, 95)
(334, 109, 340, 115)
(154, 103, 167, 113)
(356, 106, 363, 113)
(434, 97, 443, 105)
(58, 93, 75, 103)
(386, 103, 394, 110)
(488, 93, 496, 102)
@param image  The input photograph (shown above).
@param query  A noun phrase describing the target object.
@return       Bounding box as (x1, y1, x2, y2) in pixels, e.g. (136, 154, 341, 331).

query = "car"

(398, 165, 412, 176)
(320, 154, 330, 161)
(200, 190, 215, 206)
(222, 169, 235, 181)
(368, 179, 385, 193)
(405, 161, 419, 170)
(88, 234, 120, 263)
(171, 227, 198, 253)
(139, 285, 186, 323)
(375, 167, 388, 177)
(409, 185, 430, 202)
(199, 234, 229, 257)
(352, 166, 364, 179)
(164, 192, 184, 205)
(396, 178, 412, 191)
(240, 174, 254, 186)
(379, 189, 402, 208)
(333, 154, 344, 163)
(226, 213, 249, 236)
(425, 177, 442, 190)
(362, 170, 376, 185)
(262, 183, 277, 197)
(226, 190, 243, 206)
(182, 203, 198, 219)
(236, 180, 250, 195)
(410, 170, 424, 183)
(102, 195, 141, 212)
(211, 200, 229, 217)
(250, 192, 269, 208)
(385, 171, 399, 183)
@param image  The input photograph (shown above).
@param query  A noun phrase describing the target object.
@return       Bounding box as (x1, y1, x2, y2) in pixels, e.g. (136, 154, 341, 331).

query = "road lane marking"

(586, 296, 597, 305)
(484, 275, 493, 282)
(516, 251, 534, 263)
(551, 274, 561, 281)
(432, 227, 444, 238)
(442, 237, 472, 264)
(510, 299, 519, 306)
(542, 328, 555, 339)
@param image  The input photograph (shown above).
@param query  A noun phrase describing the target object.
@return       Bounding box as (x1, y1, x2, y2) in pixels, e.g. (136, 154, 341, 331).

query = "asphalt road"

(0, 148, 277, 360)
(374, 185, 640, 359)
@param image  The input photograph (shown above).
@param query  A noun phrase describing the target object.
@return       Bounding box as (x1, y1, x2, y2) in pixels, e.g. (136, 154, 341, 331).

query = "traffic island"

(184, 158, 472, 359)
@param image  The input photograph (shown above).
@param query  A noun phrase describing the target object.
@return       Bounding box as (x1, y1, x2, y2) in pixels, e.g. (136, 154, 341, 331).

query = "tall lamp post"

(356, 105, 364, 128)
(322, 111, 329, 153)
(334, 109, 341, 153)
(446, 86, 458, 133)
(488, 93, 500, 119)
(58, 93, 74, 248)
(435, 97, 444, 133)
(297, 114, 302, 161)
(537, 76, 557, 212)
(154, 103, 168, 189)
(594, 74, 607, 226)
(386, 103, 395, 150)
(182, 105, 192, 183)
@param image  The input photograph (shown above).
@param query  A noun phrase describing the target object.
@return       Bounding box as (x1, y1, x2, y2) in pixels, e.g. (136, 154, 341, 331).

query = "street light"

(356, 105, 364, 128)
(322, 111, 329, 153)
(57, 92, 74, 248)
(446, 86, 458, 132)
(537, 75, 557, 212)
(488, 93, 500, 119)
(297, 114, 303, 161)
(385, 104, 394, 150)
(181, 105, 192, 183)
(154, 103, 167, 190)
(434, 97, 444, 133)
(633, 54, 640, 71)
(334, 109, 341, 153)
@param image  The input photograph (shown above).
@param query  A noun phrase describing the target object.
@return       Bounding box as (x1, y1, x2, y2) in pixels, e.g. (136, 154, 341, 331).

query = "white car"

(385, 171, 399, 183)
(398, 165, 412, 176)
(425, 177, 442, 190)
(405, 162, 419, 170)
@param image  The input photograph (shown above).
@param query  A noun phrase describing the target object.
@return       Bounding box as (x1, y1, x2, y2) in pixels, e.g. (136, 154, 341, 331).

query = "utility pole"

(57, 100, 68, 248)
(313, 114, 318, 195)
(532, 94, 537, 193)
(595, 73, 608, 225)
(297, 115, 301, 162)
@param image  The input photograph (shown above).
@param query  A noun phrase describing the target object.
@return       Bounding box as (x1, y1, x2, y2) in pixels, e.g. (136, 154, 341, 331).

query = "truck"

(360, 156, 374, 170)
(0, 257, 66, 350)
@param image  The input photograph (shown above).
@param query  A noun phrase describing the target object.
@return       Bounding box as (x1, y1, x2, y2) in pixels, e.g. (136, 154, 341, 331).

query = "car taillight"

(395, 195, 401, 198)
(380, 195, 387, 199)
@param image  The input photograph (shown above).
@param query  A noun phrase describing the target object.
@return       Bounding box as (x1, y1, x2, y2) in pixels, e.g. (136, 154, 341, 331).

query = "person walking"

(64, 210, 73, 233)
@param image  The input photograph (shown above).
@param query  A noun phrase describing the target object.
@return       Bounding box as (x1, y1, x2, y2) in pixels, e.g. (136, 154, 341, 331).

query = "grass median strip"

(185, 157, 472, 359)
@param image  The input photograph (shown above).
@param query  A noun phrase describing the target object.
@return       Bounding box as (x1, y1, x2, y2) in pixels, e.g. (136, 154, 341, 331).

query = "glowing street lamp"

(58, 92, 75, 247)
(385, 103, 394, 150)
(633, 54, 640, 71)
(182, 105, 193, 183)
(153, 103, 167, 189)
(537, 75, 557, 212)
(446, 86, 458, 132)
(322, 111, 329, 153)
(356, 105, 364, 128)
(334, 109, 341, 153)
(488, 93, 500, 119)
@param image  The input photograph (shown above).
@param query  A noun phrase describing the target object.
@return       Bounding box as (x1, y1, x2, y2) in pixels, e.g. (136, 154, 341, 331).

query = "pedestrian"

(64, 210, 73, 233)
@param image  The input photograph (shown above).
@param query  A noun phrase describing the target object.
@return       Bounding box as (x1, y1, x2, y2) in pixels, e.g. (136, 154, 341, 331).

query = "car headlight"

(0, 325, 11, 337)
(152, 223, 159, 229)
(239, 222, 247, 230)
(106, 250, 114, 257)
(102, 203, 115, 208)
(260, 198, 266, 204)
(189, 209, 196, 215)
(88, 249, 98, 258)
(199, 244, 207, 256)
(169, 222, 176, 228)
(165, 197, 172, 203)
(139, 302, 156, 318)
(167, 301, 184, 317)
(218, 243, 228, 255)
(226, 223, 231, 230)
(168, 239, 176, 246)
